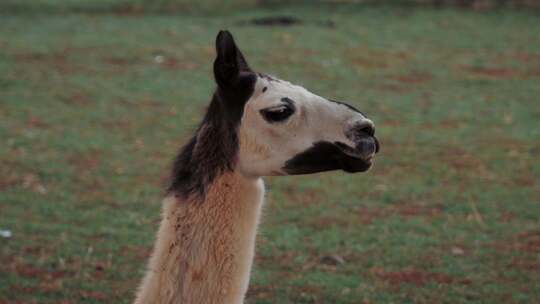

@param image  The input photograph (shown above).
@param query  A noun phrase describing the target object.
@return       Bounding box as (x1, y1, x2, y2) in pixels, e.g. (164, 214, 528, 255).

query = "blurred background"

(1, 1, 539, 303)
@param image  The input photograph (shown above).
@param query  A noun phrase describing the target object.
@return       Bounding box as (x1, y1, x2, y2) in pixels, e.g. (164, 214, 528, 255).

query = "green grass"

(1, 3, 539, 304)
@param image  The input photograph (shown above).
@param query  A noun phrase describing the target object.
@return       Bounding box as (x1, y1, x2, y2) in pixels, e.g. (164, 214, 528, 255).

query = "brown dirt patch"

(305, 214, 353, 228)
(100, 118, 132, 130)
(422, 119, 465, 130)
(513, 175, 535, 187)
(0, 172, 20, 191)
(26, 116, 50, 129)
(0, 171, 47, 194)
(22, 245, 50, 257)
(80, 290, 107, 301)
(282, 185, 322, 207)
(498, 211, 517, 223)
(463, 66, 518, 78)
(59, 93, 93, 106)
(292, 284, 324, 303)
(14, 264, 73, 281)
(159, 57, 199, 70)
(345, 48, 410, 70)
(396, 204, 442, 217)
(507, 52, 540, 63)
(376, 83, 412, 93)
(358, 207, 388, 225)
(299, 194, 442, 228)
(515, 231, 540, 253)
(67, 150, 102, 172)
(390, 71, 433, 84)
(246, 284, 275, 301)
(351, 57, 389, 69)
(116, 97, 165, 109)
(14, 52, 92, 75)
(438, 147, 486, 171)
(371, 267, 465, 286)
(8, 284, 38, 295)
(382, 119, 402, 127)
(119, 245, 152, 260)
(15, 52, 66, 63)
(357, 203, 443, 224)
(491, 230, 540, 254)
(14, 264, 47, 278)
(255, 251, 297, 267)
(526, 67, 540, 78)
(103, 56, 140, 66)
(508, 257, 540, 272)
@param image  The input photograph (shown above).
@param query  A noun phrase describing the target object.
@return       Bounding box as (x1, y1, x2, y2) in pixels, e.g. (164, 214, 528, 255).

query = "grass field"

(1, 3, 539, 303)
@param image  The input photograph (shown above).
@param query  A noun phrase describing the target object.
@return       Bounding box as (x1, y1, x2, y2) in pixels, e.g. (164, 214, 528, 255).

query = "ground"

(0, 3, 539, 304)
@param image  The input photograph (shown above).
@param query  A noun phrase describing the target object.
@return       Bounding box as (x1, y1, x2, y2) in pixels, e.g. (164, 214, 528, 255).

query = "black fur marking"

(262, 86, 268, 93)
(280, 97, 295, 107)
(237, 17, 334, 28)
(247, 16, 302, 27)
(167, 30, 256, 200)
(283, 141, 372, 175)
(258, 73, 280, 82)
(328, 99, 367, 117)
(168, 77, 255, 199)
(214, 31, 251, 88)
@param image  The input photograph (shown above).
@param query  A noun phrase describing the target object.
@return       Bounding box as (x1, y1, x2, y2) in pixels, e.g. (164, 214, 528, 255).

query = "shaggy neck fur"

(134, 170, 265, 304)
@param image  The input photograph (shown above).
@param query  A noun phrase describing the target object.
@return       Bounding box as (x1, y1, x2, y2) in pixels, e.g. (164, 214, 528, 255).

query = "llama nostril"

(345, 120, 376, 142)
(359, 125, 375, 137)
(355, 122, 375, 137)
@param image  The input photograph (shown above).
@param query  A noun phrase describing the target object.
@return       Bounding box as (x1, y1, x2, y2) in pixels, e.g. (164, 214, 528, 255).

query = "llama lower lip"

(340, 156, 372, 173)
(356, 137, 377, 159)
(336, 139, 376, 161)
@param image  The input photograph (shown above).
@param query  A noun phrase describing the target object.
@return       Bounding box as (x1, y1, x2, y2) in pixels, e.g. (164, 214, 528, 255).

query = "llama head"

(168, 30, 379, 198)
(213, 30, 379, 177)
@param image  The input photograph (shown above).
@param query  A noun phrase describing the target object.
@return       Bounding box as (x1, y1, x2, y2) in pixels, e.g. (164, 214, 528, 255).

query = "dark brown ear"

(213, 30, 250, 88)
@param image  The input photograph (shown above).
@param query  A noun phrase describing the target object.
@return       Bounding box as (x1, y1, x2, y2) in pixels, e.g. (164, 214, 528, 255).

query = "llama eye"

(260, 105, 294, 123)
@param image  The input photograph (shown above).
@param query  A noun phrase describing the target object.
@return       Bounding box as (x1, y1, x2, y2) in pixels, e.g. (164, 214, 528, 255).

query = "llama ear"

(213, 30, 250, 88)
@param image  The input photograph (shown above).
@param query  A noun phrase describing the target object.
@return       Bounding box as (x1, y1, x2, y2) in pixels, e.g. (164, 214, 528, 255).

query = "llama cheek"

(239, 131, 270, 160)
(268, 130, 283, 142)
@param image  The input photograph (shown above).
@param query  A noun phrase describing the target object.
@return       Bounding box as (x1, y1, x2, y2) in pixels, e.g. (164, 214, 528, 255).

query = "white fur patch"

(238, 75, 372, 176)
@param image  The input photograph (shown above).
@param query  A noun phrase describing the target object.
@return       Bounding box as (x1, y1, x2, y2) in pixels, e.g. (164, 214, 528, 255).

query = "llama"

(134, 30, 379, 304)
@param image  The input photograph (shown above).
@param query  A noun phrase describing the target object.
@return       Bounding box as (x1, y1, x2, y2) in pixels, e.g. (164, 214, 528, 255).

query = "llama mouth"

(282, 140, 378, 175)
(335, 136, 379, 161)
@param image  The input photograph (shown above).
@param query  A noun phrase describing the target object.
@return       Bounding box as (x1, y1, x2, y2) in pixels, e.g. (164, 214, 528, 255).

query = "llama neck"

(134, 170, 265, 304)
